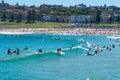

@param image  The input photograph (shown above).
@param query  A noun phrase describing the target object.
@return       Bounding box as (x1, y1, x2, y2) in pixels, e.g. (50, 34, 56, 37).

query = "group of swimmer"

(86, 40, 119, 56)
(6, 35, 120, 56)
(86, 44, 116, 56)
(7, 47, 62, 55)
(7, 47, 28, 55)
(7, 48, 20, 55)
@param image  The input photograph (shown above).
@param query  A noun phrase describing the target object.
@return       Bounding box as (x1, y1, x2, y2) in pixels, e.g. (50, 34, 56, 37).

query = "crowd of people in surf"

(6, 34, 120, 56)
(7, 46, 65, 55)
(7, 46, 64, 55)
(7, 46, 44, 55)
(7, 39, 120, 56)
(84, 39, 120, 56)
(86, 44, 117, 56)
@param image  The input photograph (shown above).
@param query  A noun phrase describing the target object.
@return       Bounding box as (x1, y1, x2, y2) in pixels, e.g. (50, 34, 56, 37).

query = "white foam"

(62, 48, 71, 51)
(107, 36, 120, 39)
(86, 78, 90, 80)
(60, 52, 65, 55)
(62, 45, 89, 51)
(78, 39, 92, 47)
(51, 33, 83, 35)
(53, 51, 65, 55)
(76, 46, 89, 51)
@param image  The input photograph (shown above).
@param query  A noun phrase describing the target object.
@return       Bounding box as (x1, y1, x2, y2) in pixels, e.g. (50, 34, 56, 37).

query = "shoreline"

(0, 27, 120, 35)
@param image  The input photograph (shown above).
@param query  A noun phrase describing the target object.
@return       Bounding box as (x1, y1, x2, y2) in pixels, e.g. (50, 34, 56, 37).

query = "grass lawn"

(0, 21, 70, 28)
(0, 21, 120, 28)
(96, 23, 120, 27)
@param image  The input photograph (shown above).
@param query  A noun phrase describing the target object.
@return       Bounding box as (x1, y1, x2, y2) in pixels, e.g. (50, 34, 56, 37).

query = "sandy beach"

(0, 27, 120, 35)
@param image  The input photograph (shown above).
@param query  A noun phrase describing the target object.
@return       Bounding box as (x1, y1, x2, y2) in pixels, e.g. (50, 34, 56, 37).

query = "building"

(43, 15, 51, 21)
(0, 0, 9, 8)
(70, 15, 87, 23)
(101, 12, 109, 22)
(113, 14, 120, 22)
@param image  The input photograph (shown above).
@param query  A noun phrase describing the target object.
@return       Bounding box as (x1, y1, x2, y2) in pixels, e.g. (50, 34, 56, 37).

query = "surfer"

(109, 48, 112, 51)
(24, 46, 28, 50)
(84, 41, 87, 45)
(13, 50, 16, 53)
(7, 48, 11, 54)
(70, 44, 74, 49)
(102, 46, 106, 48)
(106, 46, 109, 50)
(38, 49, 43, 53)
(57, 48, 62, 54)
(101, 49, 103, 52)
(16, 48, 20, 55)
(87, 52, 95, 56)
(94, 50, 99, 54)
(112, 44, 115, 48)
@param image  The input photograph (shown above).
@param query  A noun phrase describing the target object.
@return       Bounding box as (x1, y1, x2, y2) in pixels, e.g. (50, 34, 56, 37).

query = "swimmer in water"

(70, 44, 74, 49)
(112, 44, 115, 48)
(87, 52, 95, 56)
(24, 46, 28, 50)
(38, 49, 43, 53)
(7, 48, 11, 54)
(57, 48, 62, 54)
(16, 48, 20, 55)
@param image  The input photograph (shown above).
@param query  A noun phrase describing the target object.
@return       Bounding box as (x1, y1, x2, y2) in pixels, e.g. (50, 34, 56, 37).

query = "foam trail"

(107, 36, 120, 40)
(62, 45, 89, 51)
(76, 46, 89, 51)
(1, 50, 65, 62)
(1, 44, 90, 62)
(78, 39, 92, 48)
(1, 52, 41, 61)
(51, 33, 83, 35)
(62, 48, 71, 51)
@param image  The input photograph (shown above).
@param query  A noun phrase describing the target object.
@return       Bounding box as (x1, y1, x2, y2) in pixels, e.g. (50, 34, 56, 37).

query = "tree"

(26, 9, 36, 23)
(31, 9, 36, 22)
(16, 13, 22, 23)
(116, 16, 120, 22)
(96, 10, 101, 23)
(0, 7, 4, 17)
(30, 5, 36, 8)
(26, 10, 32, 23)
(9, 13, 14, 22)
(1, 12, 6, 21)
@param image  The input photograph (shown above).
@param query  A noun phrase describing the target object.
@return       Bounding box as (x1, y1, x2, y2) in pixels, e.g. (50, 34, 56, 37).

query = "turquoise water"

(0, 33, 120, 80)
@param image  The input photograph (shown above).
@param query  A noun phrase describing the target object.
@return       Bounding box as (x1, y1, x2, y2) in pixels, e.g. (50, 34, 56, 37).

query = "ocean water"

(0, 33, 120, 80)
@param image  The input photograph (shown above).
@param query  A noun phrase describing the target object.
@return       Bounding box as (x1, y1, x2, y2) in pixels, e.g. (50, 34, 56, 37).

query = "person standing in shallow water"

(16, 48, 20, 55)
(7, 48, 11, 54)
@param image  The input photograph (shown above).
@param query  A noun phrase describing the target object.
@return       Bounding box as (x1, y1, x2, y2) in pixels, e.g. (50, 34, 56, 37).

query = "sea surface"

(0, 32, 120, 80)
